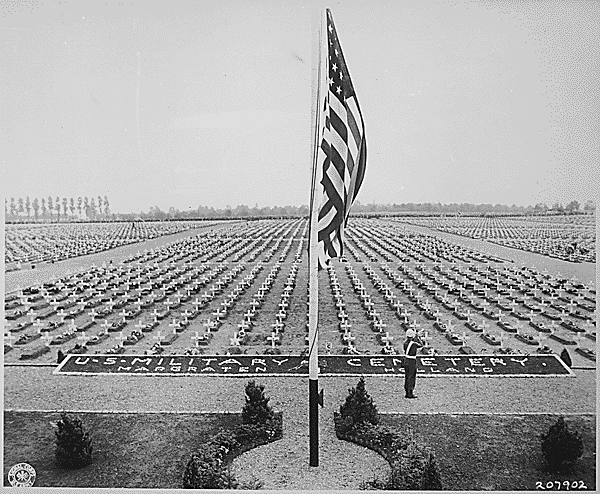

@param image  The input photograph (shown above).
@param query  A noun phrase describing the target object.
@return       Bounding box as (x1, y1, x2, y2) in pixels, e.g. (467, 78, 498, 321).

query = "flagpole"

(308, 6, 326, 468)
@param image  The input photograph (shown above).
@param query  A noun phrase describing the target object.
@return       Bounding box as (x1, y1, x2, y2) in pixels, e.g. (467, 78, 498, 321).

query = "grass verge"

(378, 413, 596, 491)
(3, 410, 240, 488)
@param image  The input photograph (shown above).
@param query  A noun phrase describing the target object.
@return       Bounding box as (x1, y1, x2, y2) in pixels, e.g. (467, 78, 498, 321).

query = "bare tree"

(48, 196, 53, 221)
(69, 197, 75, 216)
(103, 195, 110, 216)
(41, 198, 47, 218)
(32, 198, 39, 220)
(77, 196, 83, 217)
(84, 197, 89, 218)
(25, 196, 31, 218)
(55, 196, 61, 221)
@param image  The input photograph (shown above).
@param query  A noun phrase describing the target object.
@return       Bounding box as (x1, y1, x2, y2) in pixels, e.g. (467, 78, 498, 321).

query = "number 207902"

(536, 480, 587, 490)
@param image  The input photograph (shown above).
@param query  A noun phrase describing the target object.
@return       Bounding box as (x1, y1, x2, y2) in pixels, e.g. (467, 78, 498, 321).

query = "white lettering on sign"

(202, 358, 217, 366)
(392, 358, 403, 367)
(201, 367, 216, 372)
(239, 367, 249, 372)
(510, 358, 528, 366)
(444, 357, 462, 366)
(188, 366, 197, 372)
(465, 367, 476, 373)
(104, 357, 117, 365)
(483, 367, 493, 373)
(220, 358, 242, 367)
(370, 358, 384, 367)
(468, 358, 484, 366)
(157, 358, 164, 365)
(222, 366, 232, 372)
(347, 358, 361, 367)
(134, 367, 149, 372)
(117, 366, 131, 372)
(490, 358, 507, 366)
(272, 358, 290, 366)
(421, 358, 437, 366)
(132, 358, 152, 365)
(255, 367, 267, 372)
(446, 367, 459, 373)
(252, 358, 266, 367)
(154, 366, 165, 372)
(430, 368, 441, 373)
(170, 366, 181, 372)
(384, 367, 395, 372)
(75, 357, 90, 365)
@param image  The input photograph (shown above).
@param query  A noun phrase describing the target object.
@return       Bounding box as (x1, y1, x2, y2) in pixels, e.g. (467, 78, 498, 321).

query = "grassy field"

(4, 410, 595, 490)
(380, 413, 596, 491)
(3, 411, 240, 489)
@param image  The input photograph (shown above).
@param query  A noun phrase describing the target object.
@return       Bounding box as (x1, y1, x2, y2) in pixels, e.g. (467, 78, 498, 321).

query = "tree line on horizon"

(5, 196, 110, 221)
(5, 198, 594, 223)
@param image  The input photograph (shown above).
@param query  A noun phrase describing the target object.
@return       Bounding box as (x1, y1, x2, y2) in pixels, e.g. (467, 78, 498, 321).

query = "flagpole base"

(309, 378, 319, 467)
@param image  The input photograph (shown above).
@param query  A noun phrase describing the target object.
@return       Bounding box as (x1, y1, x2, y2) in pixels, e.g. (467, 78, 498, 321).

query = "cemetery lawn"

(3, 410, 240, 489)
(380, 413, 596, 491)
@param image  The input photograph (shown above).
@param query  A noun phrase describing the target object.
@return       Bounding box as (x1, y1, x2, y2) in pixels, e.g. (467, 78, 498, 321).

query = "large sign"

(54, 354, 573, 377)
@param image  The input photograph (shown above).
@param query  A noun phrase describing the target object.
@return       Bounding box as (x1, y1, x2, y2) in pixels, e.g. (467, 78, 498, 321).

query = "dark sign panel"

(54, 354, 573, 377)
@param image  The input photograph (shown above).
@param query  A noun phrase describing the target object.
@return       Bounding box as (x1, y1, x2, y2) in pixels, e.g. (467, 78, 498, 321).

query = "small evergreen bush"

(339, 377, 379, 431)
(541, 417, 583, 471)
(54, 412, 93, 468)
(242, 380, 274, 425)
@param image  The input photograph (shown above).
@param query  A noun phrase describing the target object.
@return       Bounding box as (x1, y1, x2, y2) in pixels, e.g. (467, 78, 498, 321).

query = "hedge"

(182, 413, 282, 489)
(334, 412, 442, 490)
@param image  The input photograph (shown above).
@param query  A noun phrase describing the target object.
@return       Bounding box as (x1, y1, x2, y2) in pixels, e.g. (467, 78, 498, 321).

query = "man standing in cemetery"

(403, 329, 424, 399)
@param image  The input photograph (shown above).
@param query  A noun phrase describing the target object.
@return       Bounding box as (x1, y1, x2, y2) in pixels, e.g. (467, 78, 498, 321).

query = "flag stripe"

(316, 9, 366, 269)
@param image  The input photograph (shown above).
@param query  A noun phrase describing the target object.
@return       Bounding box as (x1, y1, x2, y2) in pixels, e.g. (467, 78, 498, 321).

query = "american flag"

(316, 9, 367, 268)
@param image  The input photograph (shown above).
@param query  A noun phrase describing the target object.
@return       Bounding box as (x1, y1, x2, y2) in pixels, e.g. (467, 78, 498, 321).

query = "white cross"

(100, 319, 112, 333)
(119, 308, 129, 322)
(115, 331, 127, 347)
(134, 320, 145, 331)
(421, 331, 432, 347)
(153, 331, 163, 344)
(229, 333, 241, 346)
(461, 331, 470, 346)
(381, 332, 393, 345)
(33, 319, 45, 333)
(169, 319, 181, 333)
(203, 319, 215, 332)
(4, 332, 16, 347)
(88, 308, 98, 320)
(190, 331, 201, 347)
(41, 332, 53, 346)
(67, 319, 78, 332)
(267, 332, 280, 347)
(77, 332, 88, 345)
(181, 309, 192, 320)
(49, 299, 59, 310)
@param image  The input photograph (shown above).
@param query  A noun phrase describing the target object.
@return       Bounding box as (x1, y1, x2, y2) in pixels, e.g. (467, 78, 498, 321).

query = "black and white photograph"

(2, 0, 597, 491)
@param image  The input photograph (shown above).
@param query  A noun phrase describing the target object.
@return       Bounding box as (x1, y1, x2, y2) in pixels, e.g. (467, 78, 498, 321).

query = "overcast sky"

(2, 0, 598, 213)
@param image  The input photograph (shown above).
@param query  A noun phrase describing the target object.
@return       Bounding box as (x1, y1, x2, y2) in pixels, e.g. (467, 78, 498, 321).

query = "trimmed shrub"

(54, 412, 93, 468)
(183, 414, 282, 489)
(541, 417, 583, 471)
(338, 377, 379, 432)
(242, 380, 274, 425)
(334, 414, 442, 490)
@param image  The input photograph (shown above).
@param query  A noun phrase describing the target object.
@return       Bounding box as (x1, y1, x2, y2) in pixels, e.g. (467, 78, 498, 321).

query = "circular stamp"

(7, 463, 36, 487)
